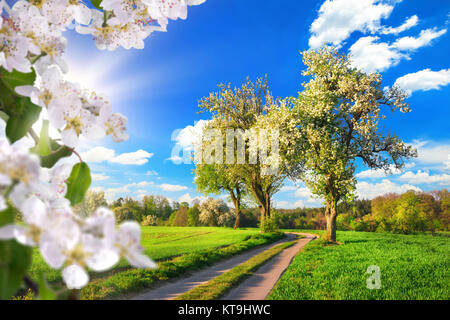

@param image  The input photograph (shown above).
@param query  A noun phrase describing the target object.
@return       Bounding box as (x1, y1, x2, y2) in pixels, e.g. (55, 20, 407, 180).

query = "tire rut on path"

(221, 233, 317, 300)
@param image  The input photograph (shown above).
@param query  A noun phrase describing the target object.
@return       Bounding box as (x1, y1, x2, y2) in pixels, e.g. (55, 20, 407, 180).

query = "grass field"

(20, 226, 285, 299)
(268, 230, 450, 300)
(28, 226, 262, 284)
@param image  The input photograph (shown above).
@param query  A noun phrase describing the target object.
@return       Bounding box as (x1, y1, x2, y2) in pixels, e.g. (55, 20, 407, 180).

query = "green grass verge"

(268, 230, 450, 300)
(80, 232, 284, 300)
(175, 240, 297, 300)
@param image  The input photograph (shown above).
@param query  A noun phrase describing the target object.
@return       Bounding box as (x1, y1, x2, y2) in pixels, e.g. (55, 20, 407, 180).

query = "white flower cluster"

(1, 1, 130, 148)
(16, 66, 128, 148)
(0, 0, 206, 293)
(78, 0, 206, 51)
(0, 138, 156, 289)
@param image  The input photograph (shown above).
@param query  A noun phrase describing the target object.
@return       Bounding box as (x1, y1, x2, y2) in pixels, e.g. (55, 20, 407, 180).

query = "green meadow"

(268, 230, 450, 300)
(28, 227, 261, 283)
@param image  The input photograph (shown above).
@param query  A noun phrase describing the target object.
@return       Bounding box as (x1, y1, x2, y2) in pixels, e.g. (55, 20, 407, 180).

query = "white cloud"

(145, 170, 158, 176)
(109, 149, 154, 165)
(172, 120, 209, 150)
(356, 165, 404, 179)
(394, 68, 450, 95)
(295, 187, 313, 199)
(91, 173, 110, 181)
(178, 193, 206, 205)
(169, 120, 209, 164)
(135, 181, 154, 187)
(104, 181, 154, 200)
(80, 147, 153, 166)
(275, 200, 305, 209)
(308, 0, 394, 48)
(356, 179, 421, 199)
(349, 36, 405, 73)
(80, 147, 116, 163)
(90, 186, 105, 193)
(381, 15, 419, 35)
(280, 185, 298, 192)
(159, 184, 189, 192)
(399, 170, 450, 185)
(412, 140, 450, 167)
(391, 28, 447, 51)
(349, 28, 446, 73)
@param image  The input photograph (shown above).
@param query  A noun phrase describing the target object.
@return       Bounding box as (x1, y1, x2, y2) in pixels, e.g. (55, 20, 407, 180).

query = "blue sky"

(55, 0, 449, 208)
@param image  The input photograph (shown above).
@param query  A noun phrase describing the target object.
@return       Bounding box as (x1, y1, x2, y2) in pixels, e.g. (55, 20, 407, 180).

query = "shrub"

(142, 215, 157, 226)
(261, 215, 279, 233)
(187, 205, 201, 226)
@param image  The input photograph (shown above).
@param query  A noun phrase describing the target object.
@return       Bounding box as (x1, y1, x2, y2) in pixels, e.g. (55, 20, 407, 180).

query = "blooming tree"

(0, 0, 205, 299)
(291, 47, 417, 243)
(196, 77, 300, 231)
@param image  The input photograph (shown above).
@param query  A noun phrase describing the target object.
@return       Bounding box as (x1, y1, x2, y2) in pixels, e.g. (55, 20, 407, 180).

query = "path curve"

(131, 233, 301, 300)
(221, 233, 317, 300)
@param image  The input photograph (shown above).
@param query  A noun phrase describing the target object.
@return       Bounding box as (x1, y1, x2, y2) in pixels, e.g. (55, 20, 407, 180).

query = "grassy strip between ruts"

(175, 240, 298, 300)
(80, 232, 284, 300)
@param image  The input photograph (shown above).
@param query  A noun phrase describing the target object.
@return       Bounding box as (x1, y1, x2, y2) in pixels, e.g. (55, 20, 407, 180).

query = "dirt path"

(131, 233, 299, 300)
(221, 233, 317, 300)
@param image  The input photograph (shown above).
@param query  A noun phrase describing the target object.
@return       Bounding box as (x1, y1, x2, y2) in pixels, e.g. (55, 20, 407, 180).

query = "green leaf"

(5, 96, 41, 143)
(91, 0, 103, 9)
(65, 162, 91, 206)
(40, 141, 73, 169)
(0, 77, 16, 108)
(0, 68, 36, 90)
(0, 111, 8, 122)
(37, 272, 56, 300)
(36, 120, 51, 156)
(0, 240, 32, 300)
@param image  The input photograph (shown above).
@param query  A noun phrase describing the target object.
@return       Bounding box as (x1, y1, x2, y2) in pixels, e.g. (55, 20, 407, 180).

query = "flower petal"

(62, 264, 89, 289)
(86, 249, 119, 272)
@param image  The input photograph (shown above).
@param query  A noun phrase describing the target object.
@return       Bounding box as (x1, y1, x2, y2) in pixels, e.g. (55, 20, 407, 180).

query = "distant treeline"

(75, 189, 448, 235)
(272, 189, 449, 234)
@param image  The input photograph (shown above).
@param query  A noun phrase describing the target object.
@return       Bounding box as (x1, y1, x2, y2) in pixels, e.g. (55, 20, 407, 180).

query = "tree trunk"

(259, 197, 271, 232)
(250, 181, 271, 233)
(229, 189, 242, 229)
(325, 199, 338, 243)
(259, 205, 266, 232)
(233, 208, 241, 229)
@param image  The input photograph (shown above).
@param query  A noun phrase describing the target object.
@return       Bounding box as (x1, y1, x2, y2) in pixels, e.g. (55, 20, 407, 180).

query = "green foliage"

(141, 215, 157, 226)
(39, 141, 73, 168)
(261, 214, 279, 233)
(33, 120, 51, 156)
(268, 230, 450, 300)
(91, 0, 103, 9)
(73, 190, 108, 217)
(65, 162, 92, 206)
(0, 239, 32, 300)
(0, 68, 42, 143)
(187, 205, 201, 226)
(5, 96, 41, 143)
(114, 206, 136, 224)
(37, 272, 56, 300)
